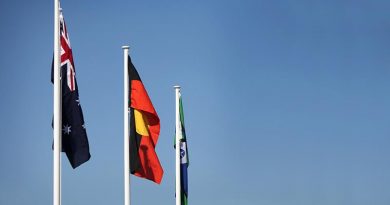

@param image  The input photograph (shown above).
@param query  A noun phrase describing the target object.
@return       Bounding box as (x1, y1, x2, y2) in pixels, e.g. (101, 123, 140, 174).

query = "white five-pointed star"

(82, 124, 86, 129)
(76, 99, 80, 106)
(63, 124, 72, 135)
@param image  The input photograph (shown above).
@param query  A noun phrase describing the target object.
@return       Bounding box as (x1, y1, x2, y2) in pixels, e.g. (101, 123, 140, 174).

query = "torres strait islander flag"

(176, 91, 189, 205)
(128, 55, 163, 184)
(51, 11, 91, 169)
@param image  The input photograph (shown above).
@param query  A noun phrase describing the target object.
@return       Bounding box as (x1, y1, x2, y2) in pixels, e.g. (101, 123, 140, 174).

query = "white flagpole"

(53, 1, 61, 205)
(174, 85, 181, 205)
(122, 46, 130, 205)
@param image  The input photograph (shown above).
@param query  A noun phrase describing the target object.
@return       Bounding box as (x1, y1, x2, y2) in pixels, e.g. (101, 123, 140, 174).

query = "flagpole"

(53, 1, 61, 205)
(123, 45, 131, 205)
(174, 85, 181, 205)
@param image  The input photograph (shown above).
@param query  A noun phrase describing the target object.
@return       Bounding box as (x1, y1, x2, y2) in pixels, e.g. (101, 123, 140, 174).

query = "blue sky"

(1, 0, 390, 204)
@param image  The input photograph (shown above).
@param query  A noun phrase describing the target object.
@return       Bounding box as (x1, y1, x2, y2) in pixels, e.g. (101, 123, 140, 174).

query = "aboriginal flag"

(128, 56, 163, 184)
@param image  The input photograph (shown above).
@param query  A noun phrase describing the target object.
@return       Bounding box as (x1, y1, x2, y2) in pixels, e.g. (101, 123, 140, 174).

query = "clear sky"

(1, 0, 390, 204)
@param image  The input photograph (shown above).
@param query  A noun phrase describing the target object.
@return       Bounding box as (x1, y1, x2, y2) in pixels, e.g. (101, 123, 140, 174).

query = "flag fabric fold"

(128, 55, 163, 184)
(51, 11, 90, 169)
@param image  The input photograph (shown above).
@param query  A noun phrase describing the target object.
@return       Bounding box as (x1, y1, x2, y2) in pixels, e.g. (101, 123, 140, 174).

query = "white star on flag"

(180, 141, 188, 164)
(62, 124, 72, 135)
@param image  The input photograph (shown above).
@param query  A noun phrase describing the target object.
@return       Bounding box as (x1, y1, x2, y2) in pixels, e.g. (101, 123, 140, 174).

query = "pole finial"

(122, 46, 130, 50)
(174, 85, 181, 89)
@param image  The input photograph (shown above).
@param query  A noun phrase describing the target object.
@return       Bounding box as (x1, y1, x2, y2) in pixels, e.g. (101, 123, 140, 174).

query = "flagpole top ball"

(174, 85, 181, 90)
(122, 46, 130, 50)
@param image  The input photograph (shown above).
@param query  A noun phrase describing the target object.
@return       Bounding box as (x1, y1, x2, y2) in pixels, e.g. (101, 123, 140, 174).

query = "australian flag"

(51, 11, 91, 169)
